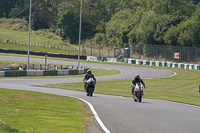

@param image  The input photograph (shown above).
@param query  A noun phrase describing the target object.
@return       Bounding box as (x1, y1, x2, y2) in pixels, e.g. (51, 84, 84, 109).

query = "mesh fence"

(82, 41, 200, 64)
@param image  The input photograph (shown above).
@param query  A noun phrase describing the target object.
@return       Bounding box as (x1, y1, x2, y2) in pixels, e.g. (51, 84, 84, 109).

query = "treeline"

(1, 0, 200, 47)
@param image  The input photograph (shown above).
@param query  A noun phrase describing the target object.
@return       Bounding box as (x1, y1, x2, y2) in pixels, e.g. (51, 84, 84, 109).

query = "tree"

(57, 9, 79, 44)
(154, 16, 185, 44)
(0, 0, 16, 18)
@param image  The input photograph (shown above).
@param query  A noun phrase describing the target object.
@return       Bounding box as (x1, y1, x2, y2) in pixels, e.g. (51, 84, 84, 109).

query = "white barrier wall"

(27, 70, 43, 76)
(0, 71, 5, 77)
(107, 58, 116, 62)
(58, 70, 69, 76)
(78, 69, 84, 74)
(87, 56, 200, 70)
(87, 56, 98, 61)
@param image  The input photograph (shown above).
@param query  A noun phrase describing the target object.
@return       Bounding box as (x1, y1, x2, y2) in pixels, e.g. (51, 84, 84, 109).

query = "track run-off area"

(0, 55, 200, 133)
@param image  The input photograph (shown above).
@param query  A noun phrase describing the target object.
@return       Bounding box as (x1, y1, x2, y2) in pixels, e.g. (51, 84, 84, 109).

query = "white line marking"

(67, 95, 111, 133)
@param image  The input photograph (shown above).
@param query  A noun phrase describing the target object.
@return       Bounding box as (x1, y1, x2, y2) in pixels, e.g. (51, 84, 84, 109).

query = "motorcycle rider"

(131, 75, 145, 96)
(83, 70, 96, 94)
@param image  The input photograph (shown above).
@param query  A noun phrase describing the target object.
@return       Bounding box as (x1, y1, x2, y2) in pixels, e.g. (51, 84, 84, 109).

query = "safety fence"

(1, 38, 200, 64)
(82, 41, 200, 64)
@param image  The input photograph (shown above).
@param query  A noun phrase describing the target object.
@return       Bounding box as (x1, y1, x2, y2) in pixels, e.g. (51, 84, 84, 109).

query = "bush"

(0, 18, 28, 31)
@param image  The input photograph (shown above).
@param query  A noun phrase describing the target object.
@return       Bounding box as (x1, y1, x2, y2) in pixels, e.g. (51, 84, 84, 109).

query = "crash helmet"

(87, 70, 92, 75)
(135, 75, 140, 79)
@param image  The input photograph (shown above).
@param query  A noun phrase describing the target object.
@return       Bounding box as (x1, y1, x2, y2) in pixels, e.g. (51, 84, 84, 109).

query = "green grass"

(39, 67, 200, 107)
(0, 28, 81, 55)
(0, 51, 200, 132)
(0, 42, 78, 55)
(0, 28, 64, 46)
(0, 89, 91, 133)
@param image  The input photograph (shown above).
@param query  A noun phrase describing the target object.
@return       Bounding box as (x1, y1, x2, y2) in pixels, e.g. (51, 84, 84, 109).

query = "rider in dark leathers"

(131, 75, 145, 95)
(83, 70, 96, 92)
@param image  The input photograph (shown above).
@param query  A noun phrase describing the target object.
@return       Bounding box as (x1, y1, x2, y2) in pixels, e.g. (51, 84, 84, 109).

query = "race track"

(0, 55, 200, 133)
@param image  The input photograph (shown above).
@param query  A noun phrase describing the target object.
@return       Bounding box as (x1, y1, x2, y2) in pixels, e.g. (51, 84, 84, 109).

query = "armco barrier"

(116, 58, 124, 62)
(0, 68, 88, 77)
(107, 58, 116, 62)
(150, 61, 155, 66)
(87, 56, 98, 61)
(78, 69, 84, 74)
(155, 61, 159, 66)
(84, 68, 89, 73)
(5, 71, 27, 77)
(159, 61, 162, 66)
(185, 64, 189, 69)
(43, 70, 58, 76)
(197, 65, 200, 70)
(146, 60, 150, 65)
(127, 58, 200, 70)
(87, 56, 200, 70)
(97, 57, 107, 61)
(69, 69, 78, 75)
(0, 49, 87, 60)
(131, 59, 136, 64)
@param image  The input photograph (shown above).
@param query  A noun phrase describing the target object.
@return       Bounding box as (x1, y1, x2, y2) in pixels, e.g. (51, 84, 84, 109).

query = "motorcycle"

(132, 83, 145, 102)
(85, 78, 96, 97)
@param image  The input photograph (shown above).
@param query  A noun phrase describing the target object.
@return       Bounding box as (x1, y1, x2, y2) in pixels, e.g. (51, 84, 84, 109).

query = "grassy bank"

(0, 28, 64, 46)
(0, 89, 91, 133)
(0, 28, 80, 55)
(0, 42, 78, 55)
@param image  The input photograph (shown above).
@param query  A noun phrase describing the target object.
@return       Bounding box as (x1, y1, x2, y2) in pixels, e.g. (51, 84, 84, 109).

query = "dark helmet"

(87, 70, 92, 75)
(135, 75, 140, 79)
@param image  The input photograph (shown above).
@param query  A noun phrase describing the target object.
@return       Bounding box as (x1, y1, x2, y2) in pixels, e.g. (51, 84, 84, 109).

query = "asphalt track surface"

(0, 55, 200, 133)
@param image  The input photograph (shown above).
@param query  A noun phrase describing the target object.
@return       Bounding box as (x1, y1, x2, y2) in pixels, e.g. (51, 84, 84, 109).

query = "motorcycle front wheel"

(88, 87, 94, 97)
(138, 92, 142, 102)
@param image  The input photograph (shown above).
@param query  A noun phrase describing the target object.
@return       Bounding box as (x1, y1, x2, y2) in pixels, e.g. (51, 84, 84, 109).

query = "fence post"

(165, 47, 166, 62)
(173, 49, 174, 62)
(123, 43, 125, 58)
(180, 49, 181, 63)
(45, 55, 47, 70)
(108, 42, 110, 57)
(188, 48, 189, 63)
(99, 42, 101, 57)
(131, 43, 134, 58)
(156, 47, 158, 61)
(82, 41, 84, 56)
(140, 45, 142, 59)
(91, 41, 92, 56)
(196, 47, 197, 64)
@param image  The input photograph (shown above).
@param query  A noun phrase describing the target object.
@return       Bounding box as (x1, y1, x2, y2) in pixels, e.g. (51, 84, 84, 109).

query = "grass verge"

(0, 89, 91, 133)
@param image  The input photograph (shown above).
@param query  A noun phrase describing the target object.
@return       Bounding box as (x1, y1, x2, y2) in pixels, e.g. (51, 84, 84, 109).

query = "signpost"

(174, 52, 179, 59)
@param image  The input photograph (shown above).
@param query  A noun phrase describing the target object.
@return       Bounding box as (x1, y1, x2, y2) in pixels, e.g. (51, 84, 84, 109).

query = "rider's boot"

(134, 99, 137, 102)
